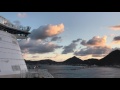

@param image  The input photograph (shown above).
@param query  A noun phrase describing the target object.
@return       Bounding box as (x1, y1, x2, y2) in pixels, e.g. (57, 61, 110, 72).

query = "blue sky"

(1, 12, 120, 61)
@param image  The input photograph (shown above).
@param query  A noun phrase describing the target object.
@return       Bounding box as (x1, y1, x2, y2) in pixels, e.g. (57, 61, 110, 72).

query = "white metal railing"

(20, 69, 54, 78)
(0, 16, 31, 32)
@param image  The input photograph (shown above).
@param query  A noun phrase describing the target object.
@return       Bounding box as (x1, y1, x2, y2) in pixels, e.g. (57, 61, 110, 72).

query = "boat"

(0, 16, 53, 78)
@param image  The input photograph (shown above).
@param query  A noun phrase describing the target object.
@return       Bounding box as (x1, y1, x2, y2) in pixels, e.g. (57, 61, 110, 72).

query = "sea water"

(40, 65, 120, 78)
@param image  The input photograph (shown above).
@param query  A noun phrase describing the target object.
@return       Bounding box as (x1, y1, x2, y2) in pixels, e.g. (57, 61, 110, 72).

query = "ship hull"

(0, 30, 28, 77)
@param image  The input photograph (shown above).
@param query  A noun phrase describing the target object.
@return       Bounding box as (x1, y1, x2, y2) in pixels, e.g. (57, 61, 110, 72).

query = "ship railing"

(22, 69, 53, 78)
(0, 20, 31, 32)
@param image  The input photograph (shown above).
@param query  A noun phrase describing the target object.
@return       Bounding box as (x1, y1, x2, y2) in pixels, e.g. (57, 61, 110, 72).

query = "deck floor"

(0, 69, 54, 78)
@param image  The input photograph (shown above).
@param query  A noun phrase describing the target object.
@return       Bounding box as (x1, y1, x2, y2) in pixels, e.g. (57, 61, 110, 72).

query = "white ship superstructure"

(0, 16, 30, 77)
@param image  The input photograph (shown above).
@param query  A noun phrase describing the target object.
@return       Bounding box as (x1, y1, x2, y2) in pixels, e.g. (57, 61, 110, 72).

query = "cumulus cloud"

(112, 36, 120, 44)
(81, 40, 86, 46)
(51, 36, 62, 41)
(19, 23, 64, 58)
(113, 36, 120, 41)
(18, 39, 37, 52)
(17, 12, 27, 18)
(62, 43, 77, 54)
(19, 39, 63, 54)
(72, 38, 82, 43)
(29, 42, 62, 54)
(29, 24, 64, 40)
(110, 25, 120, 30)
(80, 36, 107, 46)
(74, 46, 112, 57)
(62, 38, 82, 54)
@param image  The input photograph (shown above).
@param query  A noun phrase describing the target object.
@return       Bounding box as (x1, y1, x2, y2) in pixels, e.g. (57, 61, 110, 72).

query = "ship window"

(12, 41, 17, 44)
(12, 65, 21, 71)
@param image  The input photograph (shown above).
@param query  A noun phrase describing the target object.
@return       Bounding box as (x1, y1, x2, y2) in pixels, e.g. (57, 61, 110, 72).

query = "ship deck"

(0, 69, 54, 78)
(0, 23, 30, 35)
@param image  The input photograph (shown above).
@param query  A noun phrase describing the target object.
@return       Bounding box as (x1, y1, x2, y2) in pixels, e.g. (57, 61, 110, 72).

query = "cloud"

(74, 46, 112, 57)
(62, 38, 82, 54)
(72, 38, 82, 43)
(19, 39, 63, 54)
(80, 36, 107, 46)
(62, 39, 81, 54)
(17, 12, 27, 18)
(51, 36, 62, 41)
(31, 56, 39, 58)
(62, 43, 77, 54)
(28, 42, 62, 54)
(81, 40, 86, 46)
(113, 36, 120, 41)
(19, 23, 64, 59)
(18, 39, 37, 52)
(112, 36, 120, 44)
(110, 25, 120, 30)
(29, 23, 64, 40)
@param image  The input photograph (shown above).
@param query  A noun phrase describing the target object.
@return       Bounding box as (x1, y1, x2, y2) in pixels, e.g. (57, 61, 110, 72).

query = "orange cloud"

(112, 41, 120, 44)
(81, 36, 107, 46)
(45, 24, 64, 37)
(30, 23, 64, 40)
(110, 25, 120, 30)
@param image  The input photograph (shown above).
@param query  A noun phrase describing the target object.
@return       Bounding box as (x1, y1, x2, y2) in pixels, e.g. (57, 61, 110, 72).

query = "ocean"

(40, 65, 120, 78)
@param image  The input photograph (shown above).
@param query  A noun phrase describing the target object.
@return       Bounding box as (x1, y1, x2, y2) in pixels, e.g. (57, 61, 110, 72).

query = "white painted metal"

(0, 30, 28, 76)
(13, 34, 27, 39)
(0, 16, 31, 31)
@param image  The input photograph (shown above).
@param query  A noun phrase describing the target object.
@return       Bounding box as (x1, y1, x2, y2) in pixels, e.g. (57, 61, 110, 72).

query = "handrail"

(0, 16, 31, 33)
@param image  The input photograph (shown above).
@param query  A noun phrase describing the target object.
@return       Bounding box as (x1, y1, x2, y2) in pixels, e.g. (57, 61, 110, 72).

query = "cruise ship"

(0, 16, 53, 78)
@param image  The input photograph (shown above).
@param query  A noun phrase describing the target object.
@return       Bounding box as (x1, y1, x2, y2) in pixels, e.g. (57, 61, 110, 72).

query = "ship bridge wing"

(0, 16, 30, 36)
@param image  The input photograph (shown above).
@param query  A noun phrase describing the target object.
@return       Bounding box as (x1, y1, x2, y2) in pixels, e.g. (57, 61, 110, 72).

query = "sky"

(1, 12, 120, 62)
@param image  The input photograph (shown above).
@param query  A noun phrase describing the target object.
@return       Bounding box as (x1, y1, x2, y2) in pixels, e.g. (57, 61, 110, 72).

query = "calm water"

(40, 65, 120, 78)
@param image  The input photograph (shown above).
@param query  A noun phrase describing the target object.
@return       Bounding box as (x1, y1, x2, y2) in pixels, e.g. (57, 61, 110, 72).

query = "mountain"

(99, 49, 120, 65)
(25, 60, 40, 65)
(39, 60, 57, 64)
(25, 59, 57, 65)
(63, 56, 83, 65)
(83, 59, 99, 65)
(25, 50, 120, 66)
